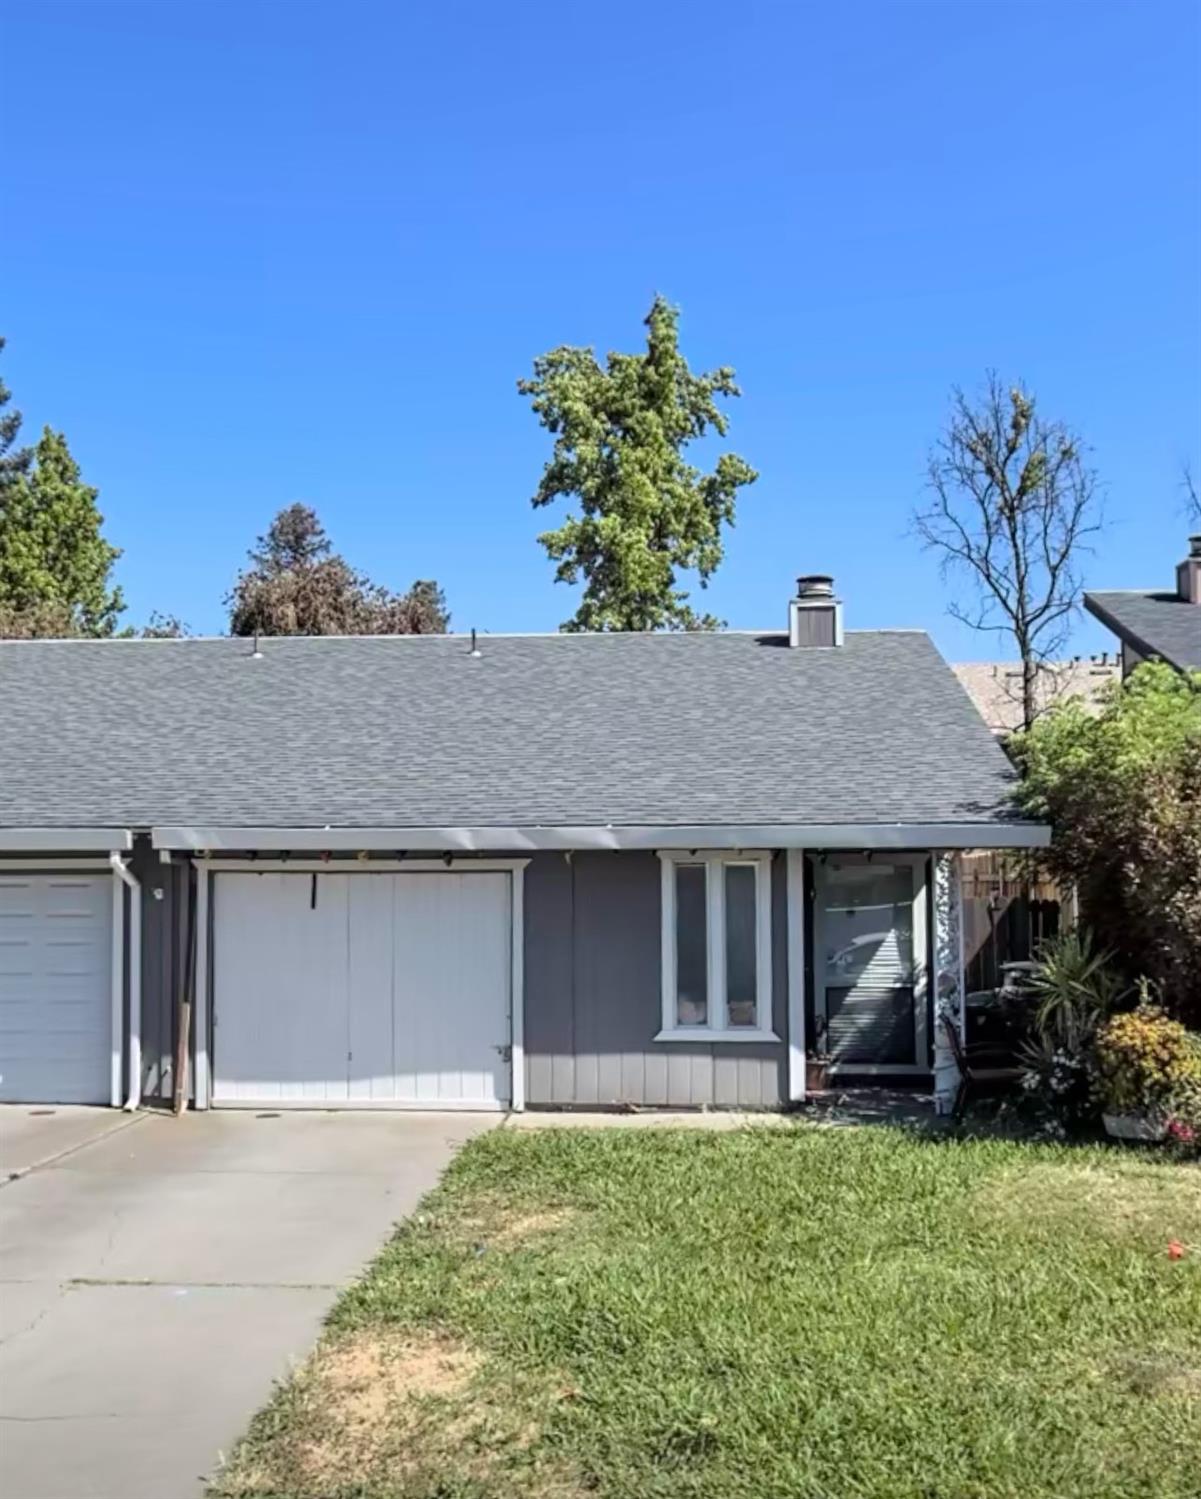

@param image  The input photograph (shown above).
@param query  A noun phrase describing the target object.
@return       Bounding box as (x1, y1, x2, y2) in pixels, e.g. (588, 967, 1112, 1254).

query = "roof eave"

(151, 822, 1052, 853)
(1083, 592, 1189, 672)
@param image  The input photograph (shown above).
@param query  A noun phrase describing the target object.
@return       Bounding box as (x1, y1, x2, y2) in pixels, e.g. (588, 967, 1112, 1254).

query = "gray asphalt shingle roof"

(1, 630, 1029, 830)
(1084, 591, 1201, 672)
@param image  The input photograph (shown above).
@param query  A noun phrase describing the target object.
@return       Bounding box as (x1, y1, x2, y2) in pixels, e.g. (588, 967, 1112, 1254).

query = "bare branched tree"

(140, 611, 190, 639)
(1183, 462, 1200, 525)
(916, 375, 1101, 731)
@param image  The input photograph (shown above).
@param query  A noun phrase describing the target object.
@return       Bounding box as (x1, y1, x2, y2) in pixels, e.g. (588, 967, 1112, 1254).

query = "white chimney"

(1177, 535, 1201, 605)
(788, 574, 844, 648)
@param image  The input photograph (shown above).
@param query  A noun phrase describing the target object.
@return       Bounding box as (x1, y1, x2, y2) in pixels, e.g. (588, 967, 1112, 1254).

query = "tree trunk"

(1021, 652, 1038, 732)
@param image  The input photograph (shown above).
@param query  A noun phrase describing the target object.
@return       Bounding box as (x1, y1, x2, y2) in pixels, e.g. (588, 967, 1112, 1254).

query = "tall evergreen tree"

(0, 426, 125, 636)
(0, 337, 32, 484)
(519, 296, 758, 631)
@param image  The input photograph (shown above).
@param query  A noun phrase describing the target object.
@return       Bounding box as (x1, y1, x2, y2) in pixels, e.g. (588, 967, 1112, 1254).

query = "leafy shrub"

(1010, 662, 1201, 1025)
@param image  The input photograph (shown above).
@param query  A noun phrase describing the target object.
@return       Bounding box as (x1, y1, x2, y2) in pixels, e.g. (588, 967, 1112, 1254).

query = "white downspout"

(111, 853, 143, 1111)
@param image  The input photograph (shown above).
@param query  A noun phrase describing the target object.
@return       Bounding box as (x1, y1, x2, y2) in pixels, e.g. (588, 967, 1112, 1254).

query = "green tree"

(518, 296, 757, 631)
(0, 337, 32, 485)
(227, 503, 449, 636)
(0, 426, 124, 636)
(1010, 662, 1201, 1025)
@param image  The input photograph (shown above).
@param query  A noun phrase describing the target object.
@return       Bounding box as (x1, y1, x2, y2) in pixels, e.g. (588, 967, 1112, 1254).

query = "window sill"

(653, 1029, 781, 1045)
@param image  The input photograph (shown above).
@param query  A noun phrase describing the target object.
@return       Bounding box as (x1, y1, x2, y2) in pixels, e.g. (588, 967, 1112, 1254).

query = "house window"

(657, 852, 776, 1041)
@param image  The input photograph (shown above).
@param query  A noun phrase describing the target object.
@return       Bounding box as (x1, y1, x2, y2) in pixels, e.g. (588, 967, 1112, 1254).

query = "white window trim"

(656, 850, 778, 1043)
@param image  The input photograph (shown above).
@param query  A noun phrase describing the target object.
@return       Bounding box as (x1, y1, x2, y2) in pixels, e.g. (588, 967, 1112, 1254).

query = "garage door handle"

(493, 1044, 511, 1062)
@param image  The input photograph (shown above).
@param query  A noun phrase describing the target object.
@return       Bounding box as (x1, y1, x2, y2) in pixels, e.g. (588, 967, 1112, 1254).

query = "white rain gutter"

(110, 853, 143, 1111)
(151, 821, 1052, 852)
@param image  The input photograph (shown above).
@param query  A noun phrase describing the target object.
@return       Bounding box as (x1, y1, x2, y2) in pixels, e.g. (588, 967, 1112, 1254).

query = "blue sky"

(4, 0, 1199, 656)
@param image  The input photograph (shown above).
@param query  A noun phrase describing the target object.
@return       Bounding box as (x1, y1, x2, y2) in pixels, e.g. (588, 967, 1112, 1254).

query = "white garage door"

(0, 874, 113, 1104)
(211, 871, 512, 1108)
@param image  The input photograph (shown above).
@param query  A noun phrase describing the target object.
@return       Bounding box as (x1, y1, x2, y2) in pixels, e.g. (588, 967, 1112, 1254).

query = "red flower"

(1167, 1240, 1186, 1261)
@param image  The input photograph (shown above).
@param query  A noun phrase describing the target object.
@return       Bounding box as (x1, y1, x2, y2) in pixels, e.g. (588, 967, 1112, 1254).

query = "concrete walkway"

(0, 1107, 494, 1499)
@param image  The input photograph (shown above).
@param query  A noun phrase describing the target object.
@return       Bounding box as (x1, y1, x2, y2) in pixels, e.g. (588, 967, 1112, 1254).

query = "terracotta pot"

(806, 1058, 831, 1094)
(1103, 1112, 1168, 1143)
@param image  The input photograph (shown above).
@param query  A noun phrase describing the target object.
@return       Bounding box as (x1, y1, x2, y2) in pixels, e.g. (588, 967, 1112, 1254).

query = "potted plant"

(1093, 995, 1201, 1143)
(806, 1017, 833, 1094)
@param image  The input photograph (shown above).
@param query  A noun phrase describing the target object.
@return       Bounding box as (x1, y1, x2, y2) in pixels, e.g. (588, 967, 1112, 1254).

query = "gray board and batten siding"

(523, 850, 788, 1108)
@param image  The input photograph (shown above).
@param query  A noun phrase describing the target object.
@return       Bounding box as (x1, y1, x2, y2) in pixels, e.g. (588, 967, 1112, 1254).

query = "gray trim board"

(0, 829, 132, 852)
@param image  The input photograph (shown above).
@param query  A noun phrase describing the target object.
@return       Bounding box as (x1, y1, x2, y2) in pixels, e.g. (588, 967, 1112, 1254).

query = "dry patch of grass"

(1114, 1351, 1201, 1400)
(216, 1329, 483, 1496)
(447, 1191, 581, 1250)
(318, 1326, 480, 1420)
(479, 1205, 577, 1248)
(972, 1157, 1201, 1245)
(214, 1325, 582, 1499)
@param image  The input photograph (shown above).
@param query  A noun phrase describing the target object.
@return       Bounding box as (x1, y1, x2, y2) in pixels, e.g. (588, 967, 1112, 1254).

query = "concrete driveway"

(0, 1106, 495, 1499)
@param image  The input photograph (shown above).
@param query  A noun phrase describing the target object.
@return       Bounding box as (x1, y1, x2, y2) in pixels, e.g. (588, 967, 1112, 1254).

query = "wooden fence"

(960, 851, 1065, 994)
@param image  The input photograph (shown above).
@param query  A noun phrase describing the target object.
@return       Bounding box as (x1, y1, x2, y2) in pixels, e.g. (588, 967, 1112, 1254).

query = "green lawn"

(212, 1124, 1201, 1499)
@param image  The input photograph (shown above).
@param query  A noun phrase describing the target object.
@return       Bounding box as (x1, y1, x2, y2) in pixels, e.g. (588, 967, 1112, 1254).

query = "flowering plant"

(1162, 1071, 1201, 1157)
(1018, 1034, 1094, 1133)
(1092, 1002, 1201, 1120)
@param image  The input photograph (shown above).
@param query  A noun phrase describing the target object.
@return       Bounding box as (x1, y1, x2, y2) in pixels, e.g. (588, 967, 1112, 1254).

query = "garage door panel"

(456, 874, 510, 1106)
(212, 873, 351, 1104)
(394, 875, 448, 1103)
(0, 875, 112, 1104)
(348, 876, 396, 1102)
(393, 874, 509, 1108)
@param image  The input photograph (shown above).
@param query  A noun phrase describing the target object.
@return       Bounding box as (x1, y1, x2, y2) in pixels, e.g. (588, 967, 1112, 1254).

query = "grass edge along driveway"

(211, 1124, 1201, 1499)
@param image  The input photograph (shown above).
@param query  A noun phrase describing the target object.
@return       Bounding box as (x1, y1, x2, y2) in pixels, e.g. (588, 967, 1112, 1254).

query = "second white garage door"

(211, 871, 513, 1108)
(0, 873, 113, 1104)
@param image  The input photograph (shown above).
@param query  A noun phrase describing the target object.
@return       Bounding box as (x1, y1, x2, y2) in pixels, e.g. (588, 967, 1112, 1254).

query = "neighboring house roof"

(0, 630, 1040, 841)
(1084, 590, 1201, 672)
(952, 657, 1120, 736)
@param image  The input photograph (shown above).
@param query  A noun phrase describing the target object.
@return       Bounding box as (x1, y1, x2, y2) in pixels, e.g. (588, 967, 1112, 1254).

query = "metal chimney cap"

(1189, 535, 1201, 559)
(796, 574, 835, 598)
